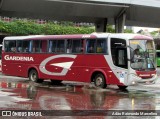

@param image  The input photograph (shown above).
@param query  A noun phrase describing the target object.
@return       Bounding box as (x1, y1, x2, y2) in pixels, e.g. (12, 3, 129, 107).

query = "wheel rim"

(95, 76, 103, 86)
(31, 72, 37, 81)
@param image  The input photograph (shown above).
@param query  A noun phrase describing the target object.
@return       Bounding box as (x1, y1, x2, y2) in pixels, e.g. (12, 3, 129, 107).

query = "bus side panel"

(37, 55, 88, 82)
(2, 62, 18, 76)
(2, 53, 122, 85)
(66, 55, 90, 82)
(82, 55, 121, 85)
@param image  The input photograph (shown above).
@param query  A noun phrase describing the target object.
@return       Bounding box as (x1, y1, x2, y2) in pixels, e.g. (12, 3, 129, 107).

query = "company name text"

(4, 55, 34, 61)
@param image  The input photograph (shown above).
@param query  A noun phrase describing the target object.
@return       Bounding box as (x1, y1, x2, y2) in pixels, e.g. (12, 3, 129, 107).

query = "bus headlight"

(151, 74, 156, 77)
(131, 81, 136, 85)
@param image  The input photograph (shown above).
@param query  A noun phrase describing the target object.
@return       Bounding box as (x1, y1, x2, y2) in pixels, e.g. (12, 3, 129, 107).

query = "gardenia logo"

(4, 55, 34, 61)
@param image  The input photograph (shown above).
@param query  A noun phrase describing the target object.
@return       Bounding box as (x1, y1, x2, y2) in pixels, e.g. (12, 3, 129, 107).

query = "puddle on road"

(0, 80, 159, 112)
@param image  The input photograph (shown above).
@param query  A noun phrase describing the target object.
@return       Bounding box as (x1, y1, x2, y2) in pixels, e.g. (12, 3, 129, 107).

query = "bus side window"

(72, 39, 83, 53)
(57, 40, 65, 53)
(17, 47, 22, 52)
(22, 40, 31, 53)
(32, 40, 41, 53)
(66, 39, 72, 53)
(0, 45, 2, 59)
(86, 39, 96, 53)
(96, 39, 107, 53)
(49, 40, 65, 53)
(17, 40, 23, 52)
(11, 47, 16, 52)
(48, 40, 52, 53)
(41, 40, 47, 52)
(48, 40, 56, 53)
(5, 40, 16, 52)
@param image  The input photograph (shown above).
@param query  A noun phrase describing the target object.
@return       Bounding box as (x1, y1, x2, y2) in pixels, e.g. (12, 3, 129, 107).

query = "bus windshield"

(130, 40, 155, 71)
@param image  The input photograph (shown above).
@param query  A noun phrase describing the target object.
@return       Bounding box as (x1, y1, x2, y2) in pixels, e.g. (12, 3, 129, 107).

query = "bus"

(1, 33, 157, 89)
(154, 39, 160, 67)
(0, 44, 3, 71)
(156, 50, 160, 67)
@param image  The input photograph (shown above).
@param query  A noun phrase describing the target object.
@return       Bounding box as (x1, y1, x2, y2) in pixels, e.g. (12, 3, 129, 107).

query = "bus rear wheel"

(29, 69, 43, 83)
(94, 73, 106, 88)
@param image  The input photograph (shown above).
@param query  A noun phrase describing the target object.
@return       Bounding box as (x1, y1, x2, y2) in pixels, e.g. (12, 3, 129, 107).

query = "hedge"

(0, 20, 133, 35)
(0, 20, 95, 35)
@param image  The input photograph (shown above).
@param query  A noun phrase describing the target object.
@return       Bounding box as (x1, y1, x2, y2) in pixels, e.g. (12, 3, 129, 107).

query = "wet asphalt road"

(0, 69, 160, 119)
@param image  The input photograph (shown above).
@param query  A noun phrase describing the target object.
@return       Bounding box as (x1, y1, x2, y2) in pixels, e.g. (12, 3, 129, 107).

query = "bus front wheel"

(94, 73, 106, 88)
(29, 69, 43, 83)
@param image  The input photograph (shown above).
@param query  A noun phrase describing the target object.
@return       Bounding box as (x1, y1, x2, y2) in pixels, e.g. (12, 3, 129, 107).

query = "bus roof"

(3, 33, 153, 40)
(109, 33, 153, 40)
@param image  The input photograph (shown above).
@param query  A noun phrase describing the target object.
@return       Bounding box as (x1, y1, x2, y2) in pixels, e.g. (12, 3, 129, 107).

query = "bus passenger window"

(48, 40, 65, 53)
(17, 40, 23, 52)
(23, 41, 31, 53)
(57, 40, 65, 53)
(5, 40, 16, 52)
(41, 40, 47, 52)
(87, 40, 96, 53)
(72, 40, 83, 53)
(66, 39, 72, 53)
(32, 40, 41, 53)
(11, 47, 16, 52)
(48, 41, 52, 53)
(96, 39, 107, 53)
(17, 47, 22, 52)
(51, 40, 56, 53)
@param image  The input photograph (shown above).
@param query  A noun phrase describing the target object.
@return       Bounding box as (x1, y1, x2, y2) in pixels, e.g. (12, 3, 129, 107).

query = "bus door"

(115, 47, 128, 69)
(110, 38, 129, 85)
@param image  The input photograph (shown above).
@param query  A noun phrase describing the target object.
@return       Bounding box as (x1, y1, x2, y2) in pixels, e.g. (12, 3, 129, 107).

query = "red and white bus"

(1, 33, 157, 89)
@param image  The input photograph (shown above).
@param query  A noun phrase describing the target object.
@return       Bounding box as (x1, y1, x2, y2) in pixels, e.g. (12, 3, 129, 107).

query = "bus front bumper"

(137, 74, 158, 84)
(128, 74, 158, 85)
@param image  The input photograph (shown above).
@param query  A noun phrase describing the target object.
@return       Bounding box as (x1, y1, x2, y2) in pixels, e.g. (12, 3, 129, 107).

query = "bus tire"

(94, 73, 107, 88)
(118, 85, 128, 90)
(29, 69, 43, 83)
(51, 79, 62, 85)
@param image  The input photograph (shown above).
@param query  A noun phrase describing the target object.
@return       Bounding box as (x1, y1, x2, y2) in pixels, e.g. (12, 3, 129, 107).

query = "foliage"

(124, 29, 133, 33)
(150, 30, 159, 37)
(0, 20, 95, 35)
(106, 25, 115, 33)
(0, 20, 134, 35)
(106, 25, 134, 33)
